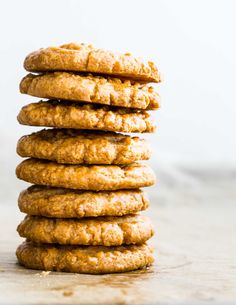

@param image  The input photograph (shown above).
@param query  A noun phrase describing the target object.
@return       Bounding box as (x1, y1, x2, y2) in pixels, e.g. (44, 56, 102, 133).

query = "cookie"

(23, 43, 161, 83)
(17, 101, 156, 133)
(16, 241, 154, 274)
(18, 186, 149, 218)
(17, 129, 152, 165)
(17, 214, 154, 246)
(20, 72, 160, 110)
(16, 159, 156, 190)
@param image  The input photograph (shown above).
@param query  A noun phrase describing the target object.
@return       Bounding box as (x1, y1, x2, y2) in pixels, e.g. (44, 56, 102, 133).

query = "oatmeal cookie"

(17, 129, 151, 164)
(18, 186, 149, 218)
(23, 43, 161, 83)
(16, 241, 154, 274)
(20, 72, 160, 109)
(17, 101, 156, 133)
(16, 159, 156, 190)
(17, 215, 154, 246)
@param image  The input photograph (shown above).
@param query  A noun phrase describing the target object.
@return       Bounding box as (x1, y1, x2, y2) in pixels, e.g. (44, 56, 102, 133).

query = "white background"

(0, 0, 236, 190)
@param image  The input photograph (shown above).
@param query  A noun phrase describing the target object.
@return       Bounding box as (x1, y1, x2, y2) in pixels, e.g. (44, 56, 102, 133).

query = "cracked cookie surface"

(16, 241, 154, 274)
(23, 43, 161, 83)
(20, 72, 160, 109)
(17, 129, 152, 164)
(16, 159, 156, 190)
(17, 101, 156, 133)
(18, 186, 149, 218)
(17, 214, 154, 246)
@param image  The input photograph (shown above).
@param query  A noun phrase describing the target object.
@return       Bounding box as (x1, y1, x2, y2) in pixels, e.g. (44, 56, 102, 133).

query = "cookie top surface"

(23, 43, 161, 83)
(20, 72, 160, 110)
(16, 159, 156, 191)
(18, 185, 149, 218)
(17, 214, 154, 246)
(16, 241, 154, 274)
(17, 129, 152, 164)
(17, 101, 156, 133)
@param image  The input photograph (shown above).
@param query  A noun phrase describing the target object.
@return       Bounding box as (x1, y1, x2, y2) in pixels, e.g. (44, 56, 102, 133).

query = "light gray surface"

(0, 167, 235, 305)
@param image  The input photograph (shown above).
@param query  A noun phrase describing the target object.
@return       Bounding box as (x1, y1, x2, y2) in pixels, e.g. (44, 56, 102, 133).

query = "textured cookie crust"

(17, 215, 154, 246)
(18, 186, 149, 218)
(17, 101, 156, 133)
(23, 43, 161, 83)
(20, 72, 160, 110)
(16, 241, 154, 274)
(16, 159, 156, 190)
(17, 129, 152, 165)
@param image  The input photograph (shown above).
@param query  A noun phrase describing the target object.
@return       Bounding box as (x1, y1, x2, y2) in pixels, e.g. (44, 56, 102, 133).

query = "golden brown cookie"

(16, 241, 154, 274)
(16, 159, 156, 190)
(17, 101, 156, 133)
(23, 43, 161, 83)
(17, 129, 152, 165)
(17, 214, 154, 246)
(20, 72, 160, 110)
(18, 186, 149, 218)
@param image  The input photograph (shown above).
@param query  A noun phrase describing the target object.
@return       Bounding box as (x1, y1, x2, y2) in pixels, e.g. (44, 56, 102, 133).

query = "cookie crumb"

(35, 271, 51, 277)
(63, 290, 73, 297)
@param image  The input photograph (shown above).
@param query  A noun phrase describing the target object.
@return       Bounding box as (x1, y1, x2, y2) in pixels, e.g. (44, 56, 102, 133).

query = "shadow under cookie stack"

(15, 43, 161, 274)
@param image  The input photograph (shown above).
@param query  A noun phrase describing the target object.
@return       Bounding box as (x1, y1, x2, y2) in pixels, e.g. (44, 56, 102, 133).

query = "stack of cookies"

(15, 43, 161, 274)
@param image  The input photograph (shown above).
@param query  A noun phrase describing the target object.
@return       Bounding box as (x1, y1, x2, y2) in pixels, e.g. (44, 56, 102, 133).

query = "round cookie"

(20, 72, 160, 110)
(18, 186, 149, 218)
(17, 101, 156, 133)
(17, 129, 152, 165)
(23, 42, 161, 83)
(16, 159, 156, 190)
(16, 241, 154, 274)
(17, 215, 154, 246)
